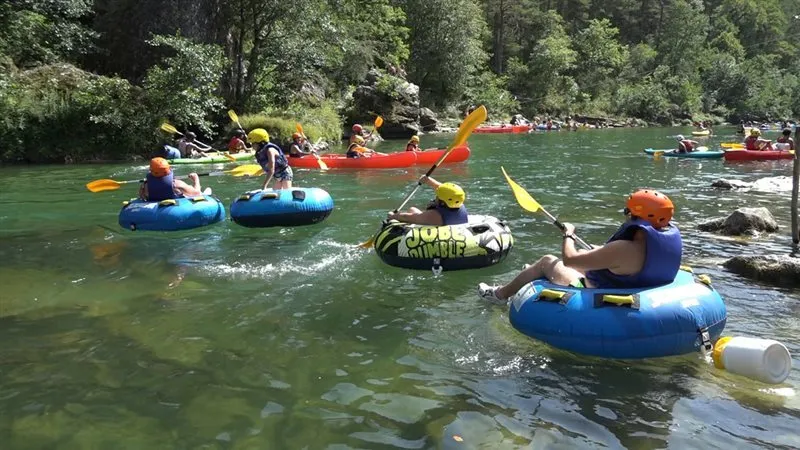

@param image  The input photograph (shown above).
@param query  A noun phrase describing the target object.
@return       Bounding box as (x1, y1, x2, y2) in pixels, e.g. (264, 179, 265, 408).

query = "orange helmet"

(625, 190, 674, 227)
(150, 157, 171, 177)
(292, 132, 302, 140)
(352, 124, 363, 133)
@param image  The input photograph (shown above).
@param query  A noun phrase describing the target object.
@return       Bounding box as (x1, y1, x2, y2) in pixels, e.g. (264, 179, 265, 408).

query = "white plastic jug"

(712, 336, 792, 384)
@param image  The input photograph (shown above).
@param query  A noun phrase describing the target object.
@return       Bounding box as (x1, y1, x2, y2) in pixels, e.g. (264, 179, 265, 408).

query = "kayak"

(287, 151, 417, 169)
(691, 129, 711, 136)
(723, 149, 794, 161)
(644, 148, 723, 159)
(474, 124, 531, 134)
(169, 151, 255, 165)
(393, 145, 471, 165)
(508, 268, 726, 359)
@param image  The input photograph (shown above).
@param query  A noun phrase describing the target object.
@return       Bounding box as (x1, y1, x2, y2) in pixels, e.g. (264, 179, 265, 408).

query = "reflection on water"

(1, 127, 799, 448)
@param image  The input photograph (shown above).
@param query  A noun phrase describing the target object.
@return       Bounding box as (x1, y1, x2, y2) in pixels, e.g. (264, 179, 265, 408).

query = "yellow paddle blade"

(501, 166, 541, 213)
(721, 142, 744, 149)
(223, 153, 237, 162)
(226, 164, 262, 177)
(358, 235, 375, 249)
(160, 123, 178, 134)
(452, 105, 487, 150)
(86, 179, 123, 193)
(374, 116, 383, 129)
(296, 123, 304, 135)
(316, 157, 328, 171)
(228, 109, 239, 124)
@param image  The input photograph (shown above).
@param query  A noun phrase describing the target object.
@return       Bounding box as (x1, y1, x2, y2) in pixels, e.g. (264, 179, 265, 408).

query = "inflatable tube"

(288, 152, 416, 169)
(508, 269, 727, 359)
(474, 125, 531, 134)
(391, 145, 470, 165)
(644, 148, 723, 159)
(691, 129, 711, 136)
(170, 151, 255, 165)
(230, 188, 334, 228)
(118, 195, 225, 231)
(535, 124, 561, 131)
(162, 145, 181, 159)
(723, 149, 794, 161)
(374, 215, 514, 271)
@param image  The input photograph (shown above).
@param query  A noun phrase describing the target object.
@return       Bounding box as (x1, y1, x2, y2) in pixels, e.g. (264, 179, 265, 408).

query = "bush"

(234, 100, 343, 147)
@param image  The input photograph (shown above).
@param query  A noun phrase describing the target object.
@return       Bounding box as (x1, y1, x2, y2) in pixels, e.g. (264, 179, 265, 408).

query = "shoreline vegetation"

(1, 1, 799, 164)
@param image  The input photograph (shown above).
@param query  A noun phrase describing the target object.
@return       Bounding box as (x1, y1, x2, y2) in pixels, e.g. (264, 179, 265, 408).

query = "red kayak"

(474, 124, 531, 134)
(723, 149, 794, 161)
(288, 151, 417, 169)
(389, 145, 470, 165)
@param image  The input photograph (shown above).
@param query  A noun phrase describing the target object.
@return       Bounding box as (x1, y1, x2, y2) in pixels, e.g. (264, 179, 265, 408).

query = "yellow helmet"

(410, 135, 420, 143)
(436, 182, 465, 209)
(248, 128, 269, 143)
(750, 128, 761, 137)
(353, 135, 365, 145)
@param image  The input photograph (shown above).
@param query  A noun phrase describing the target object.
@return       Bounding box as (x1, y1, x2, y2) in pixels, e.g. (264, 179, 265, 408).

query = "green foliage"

(235, 100, 342, 145)
(463, 71, 519, 118)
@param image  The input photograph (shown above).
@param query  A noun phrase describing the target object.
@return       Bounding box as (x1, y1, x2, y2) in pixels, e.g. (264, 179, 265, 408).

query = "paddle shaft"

(537, 206, 592, 250)
(393, 147, 458, 213)
(170, 129, 214, 150)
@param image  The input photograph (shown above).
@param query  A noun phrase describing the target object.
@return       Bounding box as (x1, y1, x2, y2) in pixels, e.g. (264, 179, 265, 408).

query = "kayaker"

(177, 132, 210, 158)
(346, 135, 376, 158)
(676, 135, 699, 153)
(288, 132, 318, 158)
(227, 129, 251, 154)
(139, 157, 204, 201)
(776, 128, 795, 151)
(406, 135, 421, 152)
(387, 176, 469, 226)
(477, 190, 682, 304)
(744, 129, 773, 151)
(349, 124, 373, 144)
(249, 128, 293, 190)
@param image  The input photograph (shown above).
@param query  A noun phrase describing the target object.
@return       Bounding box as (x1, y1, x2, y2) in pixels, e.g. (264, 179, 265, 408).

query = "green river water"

(1, 127, 799, 449)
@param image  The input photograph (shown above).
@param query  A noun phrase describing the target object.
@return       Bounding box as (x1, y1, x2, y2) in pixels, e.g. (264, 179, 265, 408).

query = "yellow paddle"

(501, 166, 592, 250)
(85, 165, 262, 193)
(295, 123, 328, 170)
(358, 106, 487, 249)
(228, 109, 243, 129)
(160, 123, 236, 162)
(373, 116, 383, 134)
(721, 142, 744, 149)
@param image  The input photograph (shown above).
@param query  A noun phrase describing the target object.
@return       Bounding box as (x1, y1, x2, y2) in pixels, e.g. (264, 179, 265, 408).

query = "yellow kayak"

(692, 129, 711, 136)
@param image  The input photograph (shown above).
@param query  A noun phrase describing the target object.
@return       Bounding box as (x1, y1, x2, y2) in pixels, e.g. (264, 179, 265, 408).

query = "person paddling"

(776, 128, 795, 151)
(387, 176, 469, 226)
(178, 132, 211, 158)
(288, 132, 317, 158)
(346, 135, 376, 158)
(139, 158, 204, 201)
(744, 129, 773, 151)
(676, 135, 700, 153)
(350, 124, 373, 144)
(228, 129, 251, 154)
(478, 190, 682, 304)
(249, 128, 293, 190)
(406, 135, 421, 152)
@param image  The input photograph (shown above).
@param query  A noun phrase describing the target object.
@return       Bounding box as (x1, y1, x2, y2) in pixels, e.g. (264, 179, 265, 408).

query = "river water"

(1, 127, 798, 449)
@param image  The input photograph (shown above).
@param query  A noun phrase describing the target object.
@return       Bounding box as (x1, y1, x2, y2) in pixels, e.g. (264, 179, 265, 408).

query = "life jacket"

(228, 137, 244, 152)
(255, 143, 288, 172)
(145, 173, 179, 201)
(161, 145, 181, 159)
(678, 140, 694, 152)
(777, 136, 794, 150)
(289, 143, 305, 157)
(434, 203, 469, 226)
(406, 143, 418, 152)
(346, 143, 363, 158)
(744, 136, 761, 150)
(585, 219, 682, 289)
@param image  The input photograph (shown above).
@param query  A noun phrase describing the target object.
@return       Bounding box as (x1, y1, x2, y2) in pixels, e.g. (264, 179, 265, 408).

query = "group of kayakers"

(742, 128, 795, 151)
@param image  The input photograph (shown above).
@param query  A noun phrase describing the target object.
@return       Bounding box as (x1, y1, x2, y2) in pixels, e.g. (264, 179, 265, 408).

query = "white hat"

(676, 135, 685, 141)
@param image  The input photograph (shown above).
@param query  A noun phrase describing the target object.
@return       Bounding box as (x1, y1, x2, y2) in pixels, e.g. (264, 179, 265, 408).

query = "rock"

(350, 69, 425, 139)
(697, 207, 779, 235)
(419, 107, 438, 132)
(711, 178, 751, 190)
(724, 255, 800, 287)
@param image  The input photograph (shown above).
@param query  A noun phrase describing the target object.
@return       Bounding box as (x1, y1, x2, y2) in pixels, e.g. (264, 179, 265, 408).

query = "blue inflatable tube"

(162, 145, 181, 159)
(536, 124, 560, 130)
(119, 195, 225, 231)
(230, 188, 334, 228)
(508, 270, 726, 359)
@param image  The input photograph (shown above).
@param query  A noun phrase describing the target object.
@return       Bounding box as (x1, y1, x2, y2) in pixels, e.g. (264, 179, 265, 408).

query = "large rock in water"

(350, 69, 436, 139)
(697, 207, 779, 235)
(724, 255, 800, 287)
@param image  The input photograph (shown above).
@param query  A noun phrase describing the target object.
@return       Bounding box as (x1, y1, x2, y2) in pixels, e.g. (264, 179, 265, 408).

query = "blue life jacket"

(162, 145, 181, 159)
(585, 219, 682, 289)
(255, 143, 289, 172)
(145, 172, 179, 201)
(434, 203, 469, 226)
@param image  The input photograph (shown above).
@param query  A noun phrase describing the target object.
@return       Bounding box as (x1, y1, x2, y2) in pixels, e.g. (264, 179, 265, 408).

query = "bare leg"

(408, 207, 422, 214)
(496, 255, 584, 300)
